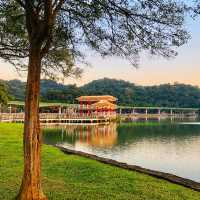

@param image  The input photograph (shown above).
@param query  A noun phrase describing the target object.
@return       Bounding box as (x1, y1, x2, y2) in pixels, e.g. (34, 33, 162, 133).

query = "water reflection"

(43, 122, 200, 182)
(43, 123, 117, 148)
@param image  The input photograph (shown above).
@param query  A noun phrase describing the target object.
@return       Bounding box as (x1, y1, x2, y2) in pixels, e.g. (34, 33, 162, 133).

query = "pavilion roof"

(76, 95, 117, 102)
(91, 100, 117, 109)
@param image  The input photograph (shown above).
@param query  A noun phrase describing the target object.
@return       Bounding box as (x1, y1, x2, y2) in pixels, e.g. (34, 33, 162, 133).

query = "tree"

(0, 81, 10, 105)
(0, 1, 189, 199)
(194, 1, 200, 14)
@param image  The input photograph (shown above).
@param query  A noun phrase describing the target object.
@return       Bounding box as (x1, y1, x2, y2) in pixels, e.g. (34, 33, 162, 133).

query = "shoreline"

(56, 145, 200, 192)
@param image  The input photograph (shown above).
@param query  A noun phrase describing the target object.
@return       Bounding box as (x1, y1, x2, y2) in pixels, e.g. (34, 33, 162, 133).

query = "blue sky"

(0, 14, 200, 86)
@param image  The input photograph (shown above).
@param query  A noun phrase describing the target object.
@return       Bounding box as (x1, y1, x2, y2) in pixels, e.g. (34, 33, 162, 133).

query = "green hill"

(1, 78, 200, 107)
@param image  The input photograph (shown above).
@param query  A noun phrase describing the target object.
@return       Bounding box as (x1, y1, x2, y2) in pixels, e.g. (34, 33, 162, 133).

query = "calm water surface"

(43, 121, 200, 182)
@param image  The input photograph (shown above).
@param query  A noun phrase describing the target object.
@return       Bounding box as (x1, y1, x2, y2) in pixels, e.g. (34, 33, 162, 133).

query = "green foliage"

(3, 78, 200, 108)
(0, 0, 190, 73)
(0, 1, 82, 80)
(81, 78, 200, 107)
(6, 79, 25, 101)
(39, 79, 82, 103)
(0, 81, 11, 104)
(82, 78, 135, 105)
(1, 123, 200, 200)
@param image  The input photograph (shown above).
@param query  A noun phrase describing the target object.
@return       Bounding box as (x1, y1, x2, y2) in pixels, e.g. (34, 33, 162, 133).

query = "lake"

(43, 120, 200, 182)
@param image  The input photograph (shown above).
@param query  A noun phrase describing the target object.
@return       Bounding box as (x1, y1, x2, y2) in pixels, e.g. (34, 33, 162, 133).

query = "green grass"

(0, 123, 200, 200)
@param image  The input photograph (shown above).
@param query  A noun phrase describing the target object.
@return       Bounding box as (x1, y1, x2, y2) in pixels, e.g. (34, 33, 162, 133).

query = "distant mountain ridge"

(1, 78, 200, 108)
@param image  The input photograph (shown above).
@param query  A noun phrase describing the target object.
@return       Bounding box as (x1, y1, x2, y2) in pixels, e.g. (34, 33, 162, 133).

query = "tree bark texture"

(16, 48, 47, 200)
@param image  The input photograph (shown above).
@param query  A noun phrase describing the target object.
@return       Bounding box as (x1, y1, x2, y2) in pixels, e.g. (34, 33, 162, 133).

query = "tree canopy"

(0, 0, 189, 72)
(4, 78, 200, 108)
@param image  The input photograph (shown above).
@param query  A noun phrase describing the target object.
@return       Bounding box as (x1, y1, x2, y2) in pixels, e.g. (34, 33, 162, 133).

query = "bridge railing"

(0, 113, 25, 121)
(0, 110, 197, 122)
(0, 112, 117, 122)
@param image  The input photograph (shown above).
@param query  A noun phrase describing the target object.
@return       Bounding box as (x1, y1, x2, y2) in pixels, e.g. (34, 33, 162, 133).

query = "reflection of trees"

(43, 123, 118, 148)
(117, 123, 200, 146)
(43, 123, 200, 149)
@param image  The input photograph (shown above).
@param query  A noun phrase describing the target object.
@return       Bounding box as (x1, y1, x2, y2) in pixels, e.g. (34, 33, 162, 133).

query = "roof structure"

(76, 95, 117, 102)
(91, 100, 117, 109)
(8, 101, 76, 108)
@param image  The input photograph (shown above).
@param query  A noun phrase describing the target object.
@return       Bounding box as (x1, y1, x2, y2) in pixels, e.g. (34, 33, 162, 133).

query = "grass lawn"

(0, 123, 200, 200)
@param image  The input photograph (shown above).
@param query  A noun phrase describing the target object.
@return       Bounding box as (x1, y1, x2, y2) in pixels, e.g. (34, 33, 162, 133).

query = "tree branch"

(53, 0, 65, 18)
(15, 0, 25, 8)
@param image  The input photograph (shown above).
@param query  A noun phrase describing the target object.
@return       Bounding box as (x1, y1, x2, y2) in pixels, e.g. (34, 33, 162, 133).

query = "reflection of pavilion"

(64, 123, 117, 148)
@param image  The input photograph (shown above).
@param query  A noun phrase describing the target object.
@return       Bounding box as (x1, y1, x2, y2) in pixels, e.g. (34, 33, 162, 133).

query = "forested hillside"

(0, 81, 11, 104)
(81, 79, 200, 107)
(1, 78, 200, 108)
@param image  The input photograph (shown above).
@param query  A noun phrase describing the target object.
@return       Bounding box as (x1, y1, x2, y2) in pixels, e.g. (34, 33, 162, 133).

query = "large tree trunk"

(16, 48, 47, 200)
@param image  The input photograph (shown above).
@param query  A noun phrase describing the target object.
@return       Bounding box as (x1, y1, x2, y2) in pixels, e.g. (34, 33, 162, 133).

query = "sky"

(0, 16, 200, 87)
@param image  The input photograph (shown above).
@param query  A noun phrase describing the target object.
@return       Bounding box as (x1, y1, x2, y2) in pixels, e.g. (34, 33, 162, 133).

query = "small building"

(76, 95, 117, 117)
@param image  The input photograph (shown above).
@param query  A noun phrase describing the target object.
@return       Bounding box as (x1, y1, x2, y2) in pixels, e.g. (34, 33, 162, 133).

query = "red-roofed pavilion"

(76, 95, 117, 118)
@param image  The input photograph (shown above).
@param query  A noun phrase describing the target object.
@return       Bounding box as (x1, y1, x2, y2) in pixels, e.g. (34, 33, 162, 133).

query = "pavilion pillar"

(89, 102, 91, 117)
(80, 100, 83, 117)
(87, 99, 90, 117)
(59, 106, 62, 114)
(158, 109, 161, 115)
(85, 100, 87, 117)
(86, 100, 90, 116)
(145, 109, 148, 115)
(83, 101, 86, 117)
(170, 109, 173, 115)
(9, 105, 12, 114)
(132, 109, 135, 115)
